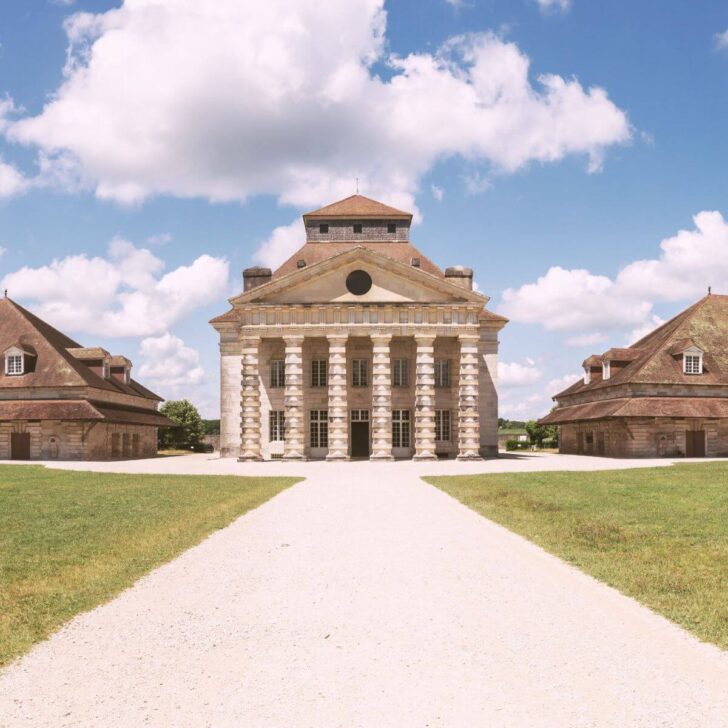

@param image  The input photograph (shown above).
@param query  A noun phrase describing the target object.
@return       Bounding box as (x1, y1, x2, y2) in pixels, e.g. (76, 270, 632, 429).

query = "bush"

(158, 400, 204, 450)
(505, 439, 519, 451)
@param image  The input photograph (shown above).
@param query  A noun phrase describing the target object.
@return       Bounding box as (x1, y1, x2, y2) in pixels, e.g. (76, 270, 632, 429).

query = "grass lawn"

(426, 462, 728, 649)
(0, 465, 299, 667)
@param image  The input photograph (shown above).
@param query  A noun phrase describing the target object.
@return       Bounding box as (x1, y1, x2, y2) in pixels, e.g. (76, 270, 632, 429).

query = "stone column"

(370, 333, 394, 460)
(326, 335, 349, 460)
(219, 348, 242, 457)
(458, 333, 481, 459)
(414, 334, 437, 460)
(283, 335, 305, 460)
(239, 337, 262, 461)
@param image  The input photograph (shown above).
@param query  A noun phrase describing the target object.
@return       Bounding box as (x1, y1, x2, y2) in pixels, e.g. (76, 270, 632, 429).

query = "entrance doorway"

(685, 430, 706, 457)
(350, 409, 370, 458)
(11, 432, 31, 460)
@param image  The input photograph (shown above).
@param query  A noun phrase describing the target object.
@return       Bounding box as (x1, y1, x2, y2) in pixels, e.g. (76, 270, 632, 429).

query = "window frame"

(319, 223, 329, 234)
(352, 358, 369, 387)
(353, 223, 363, 234)
(5, 353, 23, 376)
(270, 359, 285, 388)
(309, 409, 329, 449)
(387, 223, 396, 234)
(602, 360, 611, 380)
(435, 410, 451, 442)
(434, 359, 450, 388)
(392, 358, 409, 387)
(269, 410, 285, 441)
(684, 353, 703, 375)
(392, 409, 411, 448)
(311, 359, 327, 387)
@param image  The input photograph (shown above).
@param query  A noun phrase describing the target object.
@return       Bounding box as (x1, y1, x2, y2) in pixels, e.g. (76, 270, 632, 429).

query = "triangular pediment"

(231, 247, 487, 306)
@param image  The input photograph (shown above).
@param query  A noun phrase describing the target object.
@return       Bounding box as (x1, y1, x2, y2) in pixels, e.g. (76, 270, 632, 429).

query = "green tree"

(525, 420, 557, 448)
(158, 400, 205, 450)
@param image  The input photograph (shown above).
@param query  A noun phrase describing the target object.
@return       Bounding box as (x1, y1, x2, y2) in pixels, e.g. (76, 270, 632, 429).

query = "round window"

(346, 269, 372, 295)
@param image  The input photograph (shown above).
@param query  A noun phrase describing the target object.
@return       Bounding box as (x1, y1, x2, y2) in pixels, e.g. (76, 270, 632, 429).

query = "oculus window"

(346, 270, 372, 295)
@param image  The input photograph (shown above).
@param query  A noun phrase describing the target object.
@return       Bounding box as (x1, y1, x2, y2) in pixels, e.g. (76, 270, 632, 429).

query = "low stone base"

(457, 453, 483, 461)
(237, 456, 263, 462)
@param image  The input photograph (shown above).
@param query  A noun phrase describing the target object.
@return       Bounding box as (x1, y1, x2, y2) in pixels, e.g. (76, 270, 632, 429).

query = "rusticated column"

(326, 335, 349, 460)
(370, 333, 394, 460)
(239, 337, 262, 461)
(414, 334, 437, 460)
(457, 333, 481, 459)
(283, 335, 305, 460)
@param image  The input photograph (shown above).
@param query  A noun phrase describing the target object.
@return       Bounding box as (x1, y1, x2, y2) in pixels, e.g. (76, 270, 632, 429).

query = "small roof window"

(319, 223, 329, 234)
(353, 223, 362, 234)
(387, 223, 396, 233)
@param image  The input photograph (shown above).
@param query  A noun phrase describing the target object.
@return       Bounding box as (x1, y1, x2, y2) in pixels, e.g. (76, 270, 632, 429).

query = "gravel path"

(1, 464, 727, 727)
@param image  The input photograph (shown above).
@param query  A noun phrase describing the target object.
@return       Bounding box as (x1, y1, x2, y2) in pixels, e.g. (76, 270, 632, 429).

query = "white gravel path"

(1, 458, 727, 727)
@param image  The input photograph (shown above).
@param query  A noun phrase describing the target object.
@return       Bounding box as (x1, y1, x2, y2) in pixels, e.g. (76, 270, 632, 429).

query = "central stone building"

(211, 195, 507, 460)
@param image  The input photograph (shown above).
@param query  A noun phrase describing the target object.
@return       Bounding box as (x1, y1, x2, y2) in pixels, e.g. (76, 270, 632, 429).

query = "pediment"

(232, 247, 487, 306)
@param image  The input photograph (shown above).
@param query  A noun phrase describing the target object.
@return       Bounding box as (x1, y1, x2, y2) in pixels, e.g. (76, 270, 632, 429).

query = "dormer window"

(684, 353, 703, 375)
(5, 353, 23, 375)
(387, 223, 396, 234)
(583, 368, 591, 385)
(353, 223, 362, 234)
(319, 223, 328, 234)
(602, 361, 611, 380)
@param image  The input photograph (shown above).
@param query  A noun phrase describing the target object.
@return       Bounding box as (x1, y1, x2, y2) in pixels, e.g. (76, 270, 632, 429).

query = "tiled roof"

(303, 195, 412, 221)
(272, 242, 444, 279)
(554, 294, 728, 399)
(0, 399, 173, 426)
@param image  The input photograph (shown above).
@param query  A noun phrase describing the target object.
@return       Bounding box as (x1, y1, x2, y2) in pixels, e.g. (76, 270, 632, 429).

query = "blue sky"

(1, 0, 727, 417)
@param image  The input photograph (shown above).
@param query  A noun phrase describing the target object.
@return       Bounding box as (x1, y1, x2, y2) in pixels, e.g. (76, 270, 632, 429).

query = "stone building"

(0, 296, 172, 460)
(211, 195, 507, 460)
(541, 293, 728, 458)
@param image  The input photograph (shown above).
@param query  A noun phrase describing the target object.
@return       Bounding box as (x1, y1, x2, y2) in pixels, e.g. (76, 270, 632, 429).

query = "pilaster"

(370, 333, 394, 460)
(458, 333, 481, 459)
(283, 335, 305, 460)
(326, 335, 349, 460)
(239, 337, 262, 461)
(414, 334, 437, 460)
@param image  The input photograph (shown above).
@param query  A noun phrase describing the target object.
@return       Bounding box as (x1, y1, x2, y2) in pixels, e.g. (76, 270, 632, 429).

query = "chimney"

(444, 266, 473, 291)
(243, 267, 272, 291)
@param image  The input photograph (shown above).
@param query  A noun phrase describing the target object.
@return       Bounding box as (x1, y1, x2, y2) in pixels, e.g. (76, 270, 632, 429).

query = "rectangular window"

(435, 410, 451, 442)
(353, 223, 362, 234)
(310, 410, 329, 448)
(270, 359, 285, 387)
(434, 359, 450, 388)
(392, 410, 411, 448)
(352, 359, 368, 387)
(269, 411, 285, 441)
(319, 223, 329, 234)
(392, 359, 409, 387)
(387, 223, 396, 233)
(351, 409, 370, 421)
(684, 354, 702, 375)
(5, 354, 23, 375)
(311, 359, 327, 387)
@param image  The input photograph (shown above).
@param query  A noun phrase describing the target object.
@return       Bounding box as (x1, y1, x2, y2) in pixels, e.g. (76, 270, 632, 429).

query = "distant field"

(427, 463, 728, 649)
(0, 465, 299, 667)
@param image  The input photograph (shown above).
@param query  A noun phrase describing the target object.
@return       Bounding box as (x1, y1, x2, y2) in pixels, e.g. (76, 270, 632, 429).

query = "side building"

(211, 194, 508, 461)
(0, 297, 173, 460)
(541, 293, 728, 458)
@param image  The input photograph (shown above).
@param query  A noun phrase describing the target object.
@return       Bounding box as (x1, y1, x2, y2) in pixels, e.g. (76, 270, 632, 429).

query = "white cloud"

(715, 29, 728, 50)
(498, 360, 542, 387)
(564, 332, 608, 347)
(4, 1, 630, 208)
(136, 333, 204, 388)
(547, 373, 580, 395)
(146, 232, 171, 246)
(626, 315, 665, 346)
(499, 391, 551, 419)
(254, 219, 306, 269)
(0, 158, 28, 198)
(535, 0, 572, 13)
(0, 238, 229, 337)
(431, 184, 444, 201)
(0, 246, 6, 258)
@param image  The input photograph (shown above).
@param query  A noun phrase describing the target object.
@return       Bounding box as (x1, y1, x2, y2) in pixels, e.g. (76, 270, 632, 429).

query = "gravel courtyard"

(1, 455, 727, 727)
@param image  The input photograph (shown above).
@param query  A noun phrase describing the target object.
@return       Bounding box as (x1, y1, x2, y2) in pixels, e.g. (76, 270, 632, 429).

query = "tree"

(525, 420, 557, 448)
(202, 419, 220, 435)
(158, 400, 205, 450)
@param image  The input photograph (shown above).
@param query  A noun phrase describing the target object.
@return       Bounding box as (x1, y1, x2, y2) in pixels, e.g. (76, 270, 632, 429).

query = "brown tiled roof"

(67, 347, 110, 360)
(303, 195, 412, 221)
(602, 347, 640, 361)
(541, 396, 728, 424)
(555, 294, 728, 400)
(209, 308, 241, 325)
(582, 354, 603, 367)
(273, 242, 444, 279)
(0, 298, 162, 402)
(0, 399, 172, 426)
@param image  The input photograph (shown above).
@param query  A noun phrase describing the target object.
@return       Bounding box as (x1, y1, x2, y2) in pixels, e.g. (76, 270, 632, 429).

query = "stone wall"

(305, 220, 409, 243)
(219, 350, 243, 457)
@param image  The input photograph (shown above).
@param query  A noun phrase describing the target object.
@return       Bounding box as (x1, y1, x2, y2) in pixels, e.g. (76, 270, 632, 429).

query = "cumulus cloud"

(4, 0, 630, 208)
(535, 0, 572, 13)
(254, 219, 306, 269)
(146, 232, 172, 246)
(0, 238, 229, 337)
(0, 158, 29, 198)
(431, 184, 444, 201)
(715, 29, 728, 50)
(136, 333, 204, 387)
(500, 210, 728, 346)
(498, 360, 542, 387)
(499, 391, 551, 419)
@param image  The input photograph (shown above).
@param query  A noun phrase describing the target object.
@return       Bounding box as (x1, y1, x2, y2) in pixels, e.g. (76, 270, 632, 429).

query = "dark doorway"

(351, 422, 370, 458)
(685, 430, 706, 457)
(11, 432, 31, 460)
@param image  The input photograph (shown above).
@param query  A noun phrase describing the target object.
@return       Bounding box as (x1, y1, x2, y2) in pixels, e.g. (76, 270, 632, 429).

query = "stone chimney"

(243, 267, 272, 291)
(444, 266, 473, 291)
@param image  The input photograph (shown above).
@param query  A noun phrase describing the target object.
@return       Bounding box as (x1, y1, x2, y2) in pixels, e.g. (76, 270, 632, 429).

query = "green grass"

(0, 465, 299, 667)
(426, 463, 728, 649)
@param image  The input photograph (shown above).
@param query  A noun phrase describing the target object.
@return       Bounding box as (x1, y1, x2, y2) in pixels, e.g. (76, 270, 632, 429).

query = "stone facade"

(212, 195, 507, 461)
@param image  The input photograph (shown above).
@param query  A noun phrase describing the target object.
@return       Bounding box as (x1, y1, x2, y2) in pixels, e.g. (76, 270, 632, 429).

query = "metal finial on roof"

(3, 290, 6, 298)
(709, 286, 712, 295)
